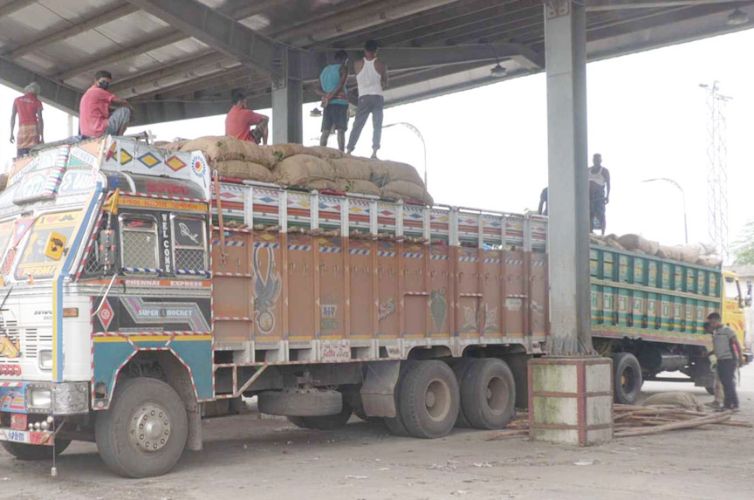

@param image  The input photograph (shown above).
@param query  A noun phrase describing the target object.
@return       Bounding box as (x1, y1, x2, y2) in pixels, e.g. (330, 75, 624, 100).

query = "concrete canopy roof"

(0, 0, 752, 126)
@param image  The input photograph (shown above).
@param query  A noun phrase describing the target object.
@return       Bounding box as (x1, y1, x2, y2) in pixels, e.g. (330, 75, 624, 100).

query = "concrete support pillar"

(529, 1, 612, 446)
(543, 0, 592, 356)
(271, 48, 303, 145)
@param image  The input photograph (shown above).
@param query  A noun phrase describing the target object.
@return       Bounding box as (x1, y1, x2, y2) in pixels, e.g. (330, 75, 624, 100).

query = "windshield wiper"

(0, 285, 14, 312)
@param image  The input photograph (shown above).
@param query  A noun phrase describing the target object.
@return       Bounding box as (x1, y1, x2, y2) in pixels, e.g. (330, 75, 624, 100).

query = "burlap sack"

(215, 160, 274, 182)
(617, 234, 659, 254)
(241, 142, 277, 167)
(642, 392, 703, 411)
(336, 178, 381, 196)
(330, 157, 372, 181)
(302, 179, 338, 191)
(274, 154, 335, 185)
(381, 180, 433, 205)
(265, 143, 308, 163)
(371, 160, 424, 187)
(307, 146, 344, 160)
(657, 245, 682, 261)
(696, 255, 722, 267)
(179, 136, 248, 162)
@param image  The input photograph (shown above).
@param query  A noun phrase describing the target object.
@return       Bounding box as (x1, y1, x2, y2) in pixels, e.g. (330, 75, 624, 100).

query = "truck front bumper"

(0, 380, 89, 415)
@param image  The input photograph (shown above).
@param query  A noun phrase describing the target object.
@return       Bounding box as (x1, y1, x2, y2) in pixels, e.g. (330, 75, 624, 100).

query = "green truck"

(589, 244, 749, 404)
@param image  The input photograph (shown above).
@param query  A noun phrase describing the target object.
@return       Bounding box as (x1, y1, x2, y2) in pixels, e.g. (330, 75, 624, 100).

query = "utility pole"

(699, 81, 731, 262)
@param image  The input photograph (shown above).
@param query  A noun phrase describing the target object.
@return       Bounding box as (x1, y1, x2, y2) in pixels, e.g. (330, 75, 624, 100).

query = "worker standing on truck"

(707, 312, 743, 410)
(319, 50, 350, 152)
(588, 153, 610, 235)
(538, 187, 548, 215)
(225, 90, 269, 145)
(9, 82, 43, 157)
(79, 70, 132, 138)
(346, 40, 388, 159)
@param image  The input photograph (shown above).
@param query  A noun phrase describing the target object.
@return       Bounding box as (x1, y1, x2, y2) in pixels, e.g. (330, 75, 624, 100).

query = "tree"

(733, 220, 754, 265)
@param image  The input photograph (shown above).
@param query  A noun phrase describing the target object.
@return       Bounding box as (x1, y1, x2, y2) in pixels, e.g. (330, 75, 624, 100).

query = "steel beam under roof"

(5, 3, 139, 58)
(0, 0, 35, 17)
(125, 0, 289, 74)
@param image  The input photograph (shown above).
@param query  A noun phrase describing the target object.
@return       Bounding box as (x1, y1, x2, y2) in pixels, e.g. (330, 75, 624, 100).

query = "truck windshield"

(13, 210, 84, 280)
(725, 276, 741, 303)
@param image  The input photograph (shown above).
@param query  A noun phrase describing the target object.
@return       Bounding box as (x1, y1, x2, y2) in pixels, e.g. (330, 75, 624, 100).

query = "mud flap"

(360, 361, 400, 418)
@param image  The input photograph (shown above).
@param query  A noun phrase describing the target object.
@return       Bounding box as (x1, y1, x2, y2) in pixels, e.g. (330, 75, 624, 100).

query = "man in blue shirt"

(319, 50, 349, 152)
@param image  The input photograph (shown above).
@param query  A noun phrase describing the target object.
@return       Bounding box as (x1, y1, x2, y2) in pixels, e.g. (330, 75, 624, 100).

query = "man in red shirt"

(225, 91, 269, 145)
(79, 70, 133, 138)
(9, 82, 44, 157)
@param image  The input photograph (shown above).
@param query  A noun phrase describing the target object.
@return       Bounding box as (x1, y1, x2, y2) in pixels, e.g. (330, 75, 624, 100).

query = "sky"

(1, 28, 752, 254)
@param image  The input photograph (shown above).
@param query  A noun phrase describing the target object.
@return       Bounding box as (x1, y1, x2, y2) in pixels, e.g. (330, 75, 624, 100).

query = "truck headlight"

(29, 388, 52, 409)
(38, 350, 53, 371)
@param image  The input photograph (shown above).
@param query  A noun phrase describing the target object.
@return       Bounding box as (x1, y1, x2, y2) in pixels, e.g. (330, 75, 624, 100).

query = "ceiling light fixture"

(490, 63, 507, 77)
(727, 8, 749, 26)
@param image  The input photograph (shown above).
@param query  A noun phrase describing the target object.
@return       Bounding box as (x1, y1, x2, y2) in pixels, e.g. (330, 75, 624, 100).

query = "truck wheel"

(95, 378, 188, 478)
(613, 353, 643, 404)
(705, 385, 715, 396)
(288, 403, 352, 430)
(398, 360, 460, 439)
(452, 359, 473, 428)
(1, 439, 70, 460)
(460, 358, 516, 430)
(258, 389, 342, 417)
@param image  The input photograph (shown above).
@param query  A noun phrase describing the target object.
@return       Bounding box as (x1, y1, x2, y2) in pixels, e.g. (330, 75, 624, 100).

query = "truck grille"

(0, 320, 19, 344)
(0, 321, 50, 360)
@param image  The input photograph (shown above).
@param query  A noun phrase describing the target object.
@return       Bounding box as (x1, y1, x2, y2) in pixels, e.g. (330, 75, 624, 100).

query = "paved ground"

(2, 366, 753, 500)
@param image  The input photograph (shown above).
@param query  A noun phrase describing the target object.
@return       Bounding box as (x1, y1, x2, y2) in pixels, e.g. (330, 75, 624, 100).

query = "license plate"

(0, 429, 29, 443)
(10, 414, 27, 431)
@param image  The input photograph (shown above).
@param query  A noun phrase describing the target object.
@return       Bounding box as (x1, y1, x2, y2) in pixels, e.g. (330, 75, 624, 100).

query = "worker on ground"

(346, 40, 388, 159)
(538, 187, 548, 215)
(703, 320, 724, 409)
(9, 82, 44, 157)
(319, 50, 350, 152)
(588, 153, 610, 235)
(226, 90, 269, 145)
(707, 312, 743, 410)
(79, 70, 132, 138)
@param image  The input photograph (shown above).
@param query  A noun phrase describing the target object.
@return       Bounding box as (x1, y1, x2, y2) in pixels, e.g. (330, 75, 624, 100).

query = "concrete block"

(528, 356, 613, 446)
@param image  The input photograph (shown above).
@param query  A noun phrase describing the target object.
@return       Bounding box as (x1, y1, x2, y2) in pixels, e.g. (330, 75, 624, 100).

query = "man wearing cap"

(10, 82, 44, 157)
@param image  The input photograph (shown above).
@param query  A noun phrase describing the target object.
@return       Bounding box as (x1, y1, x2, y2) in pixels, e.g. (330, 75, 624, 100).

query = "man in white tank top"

(588, 153, 611, 235)
(346, 39, 388, 158)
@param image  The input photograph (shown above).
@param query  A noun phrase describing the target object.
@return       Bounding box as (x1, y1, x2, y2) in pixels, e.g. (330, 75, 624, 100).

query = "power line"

(699, 80, 731, 263)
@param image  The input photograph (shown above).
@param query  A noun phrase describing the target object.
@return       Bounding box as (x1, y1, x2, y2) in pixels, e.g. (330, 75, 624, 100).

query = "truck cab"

(0, 137, 211, 464)
(722, 270, 751, 361)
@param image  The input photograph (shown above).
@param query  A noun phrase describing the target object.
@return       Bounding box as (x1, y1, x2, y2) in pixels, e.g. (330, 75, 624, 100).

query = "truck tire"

(398, 360, 460, 439)
(258, 389, 342, 417)
(1, 439, 70, 460)
(451, 358, 473, 428)
(95, 377, 188, 478)
(460, 358, 516, 430)
(613, 353, 643, 404)
(288, 402, 353, 430)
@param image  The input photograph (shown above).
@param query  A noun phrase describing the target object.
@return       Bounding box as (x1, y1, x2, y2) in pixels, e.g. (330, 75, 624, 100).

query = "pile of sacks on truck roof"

(591, 233, 722, 267)
(156, 136, 432, 205)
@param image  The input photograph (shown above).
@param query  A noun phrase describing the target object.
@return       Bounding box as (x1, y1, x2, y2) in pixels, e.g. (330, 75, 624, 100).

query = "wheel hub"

(129, 403, 171, 452)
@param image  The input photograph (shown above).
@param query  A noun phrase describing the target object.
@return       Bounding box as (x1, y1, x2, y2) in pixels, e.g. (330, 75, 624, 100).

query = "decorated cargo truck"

(0, 136, 746, 477)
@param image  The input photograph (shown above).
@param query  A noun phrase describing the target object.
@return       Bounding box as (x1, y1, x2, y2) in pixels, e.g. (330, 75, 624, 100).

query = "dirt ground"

(2, 366, 753, 500)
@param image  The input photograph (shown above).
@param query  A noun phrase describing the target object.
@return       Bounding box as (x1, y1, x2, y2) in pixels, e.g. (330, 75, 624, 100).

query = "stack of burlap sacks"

(159, 136, 432, 205)
(591, 233, 721, 267)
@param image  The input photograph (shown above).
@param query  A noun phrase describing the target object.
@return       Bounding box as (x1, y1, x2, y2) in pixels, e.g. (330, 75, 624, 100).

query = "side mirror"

(98, 229, 116, 270)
